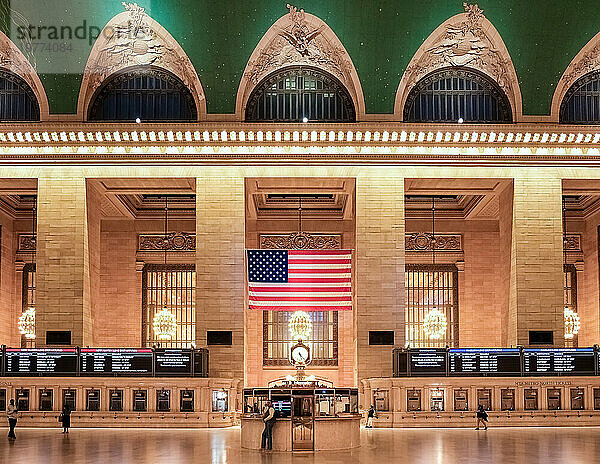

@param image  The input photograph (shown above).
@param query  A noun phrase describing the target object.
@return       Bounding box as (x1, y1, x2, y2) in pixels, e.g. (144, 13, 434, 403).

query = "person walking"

(366, 405, 375, 428)
(7, 399, 18, 440)
(60, 403, 72, 433)
(476, 404, 488, 430)
(260, 401, 276, 451)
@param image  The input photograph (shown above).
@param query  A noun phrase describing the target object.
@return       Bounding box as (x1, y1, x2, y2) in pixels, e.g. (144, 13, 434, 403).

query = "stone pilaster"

(355, 176, 405, 379)
(195, 176, 245, 378)
(35, 177, 100, 347)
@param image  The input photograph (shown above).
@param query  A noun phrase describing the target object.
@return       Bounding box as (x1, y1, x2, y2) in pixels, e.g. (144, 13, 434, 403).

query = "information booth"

(241, 386, 360, 451)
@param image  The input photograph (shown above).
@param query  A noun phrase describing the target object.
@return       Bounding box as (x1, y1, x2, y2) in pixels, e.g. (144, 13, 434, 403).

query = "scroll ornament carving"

(18, 234, 36, 251)
(404, 3, 513, 96)
(260, 232, 341, 250)
(85, 2, 198, 99)
(405, 233, 462, 251)
(563, 234, 581, 252)
(561, 43, 600, 91)
(244, 4, 353, 87)
(0, 41, 39, 98)
(138, 232, 196, 251)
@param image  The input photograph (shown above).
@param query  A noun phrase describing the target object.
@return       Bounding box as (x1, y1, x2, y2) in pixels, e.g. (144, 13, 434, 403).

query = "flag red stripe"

(249, 305, 353, 311)
(288, 278, 351, 283)
(288, 258, 351, 264)
(288, 250, 351, 255)
(249, 296, 352, 302)
(288, 268, 351, 274)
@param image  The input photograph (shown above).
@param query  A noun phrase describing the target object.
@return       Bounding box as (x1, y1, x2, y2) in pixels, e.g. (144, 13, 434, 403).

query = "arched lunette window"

(404, 67, 512, 123)
(0, 69, 40, 121)
(88, 66, 197, 121)
(560, 71, 600, 124)
(245, 66, 355, 122)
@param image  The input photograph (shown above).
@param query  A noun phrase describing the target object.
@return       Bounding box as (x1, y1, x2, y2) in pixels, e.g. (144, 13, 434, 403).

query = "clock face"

(291, 345, 310, 364)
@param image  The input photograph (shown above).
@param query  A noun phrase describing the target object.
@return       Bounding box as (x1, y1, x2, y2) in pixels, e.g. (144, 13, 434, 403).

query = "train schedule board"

(524, 348, 595, 376)
(449, 348, 521, 376)
(80, 348, 153, 376)
(409, 348, 447, 376)
(4, 348, 78, 376)
(154, 349, 192, 376)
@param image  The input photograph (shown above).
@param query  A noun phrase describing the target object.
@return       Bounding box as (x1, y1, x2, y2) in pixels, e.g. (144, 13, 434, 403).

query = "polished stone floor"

(1, 426, 600, 463)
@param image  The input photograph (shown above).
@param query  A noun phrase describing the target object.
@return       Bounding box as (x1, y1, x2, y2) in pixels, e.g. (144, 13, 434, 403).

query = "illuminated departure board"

(5, 348, 78, 376)
(154, 349, 192, 376)
(80, 348, 153, 375)
(409, 349, 447, 375)
(523, 348, 595, 375)
(449, 348, 521, 376)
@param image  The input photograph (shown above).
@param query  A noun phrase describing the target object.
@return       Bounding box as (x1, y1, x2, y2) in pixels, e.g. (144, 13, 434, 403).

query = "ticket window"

(16, 389, 30, 411)
(157, 389, 171, 412)
(212, 390, 228, 412)
(39, 389, 53, 411)
(62, 389, 76, 411)
(477, 389, 492, 411)
(373, 390, 389, 412)
(547, 388, 561, 410)
(453, 389, 468, 411)
(501, 389, 515, 411)
(406, 389, 421, 412)
(0, 389, 6, 411)
(430, 389, 444, 412)
(180, 390, 194, 412)
(133, 390, 148, 412)
(109, 390, 123, 412)
(524, 388, 538, 411)
(570, 388, 585, 411)
(594, 389, 600, 410)
(86, 389, 100, 412)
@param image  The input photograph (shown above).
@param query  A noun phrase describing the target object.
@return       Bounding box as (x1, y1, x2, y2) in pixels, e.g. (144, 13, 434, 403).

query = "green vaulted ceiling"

(1, 0, 599, 116)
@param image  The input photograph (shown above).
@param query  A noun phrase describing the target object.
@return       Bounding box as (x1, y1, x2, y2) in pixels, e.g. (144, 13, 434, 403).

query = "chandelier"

(423, 308, 447, 339)
(289, 310, 312, 341)
(18, 306, 36, 339)
(564, 307, 580, 340)
(152, 195, 177, 340)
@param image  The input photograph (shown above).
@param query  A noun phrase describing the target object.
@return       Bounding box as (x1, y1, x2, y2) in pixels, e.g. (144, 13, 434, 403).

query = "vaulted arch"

(236, 4, 365, 121)
(395, 3, 522, 122)
(0, 30, 49, 120)
(77, 2, 206, 121)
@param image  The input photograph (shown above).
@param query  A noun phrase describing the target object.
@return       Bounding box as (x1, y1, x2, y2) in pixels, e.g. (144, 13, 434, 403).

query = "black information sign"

(4, 348, 78, 376)
(409, 349, 447, 376)
(524, 348, 595, 376)
(194, 349, 209, 377)
(154, 349, 192, 376)
(449, 348, 521, 376)
(80, 348, 153, 375)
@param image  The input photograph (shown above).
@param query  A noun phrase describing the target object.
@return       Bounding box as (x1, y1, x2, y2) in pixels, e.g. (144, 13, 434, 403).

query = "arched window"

(404, 68, 512, 123)
(245, 66, 355, 122)
(0, 69, 40, 121)
(560, 71, 600, 124)
(88, 66, 197, 121)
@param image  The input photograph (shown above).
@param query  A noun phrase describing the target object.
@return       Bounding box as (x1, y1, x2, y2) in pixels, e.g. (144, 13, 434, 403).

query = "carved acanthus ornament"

(561, 45, 600, 91)
(404, 3, 513, 97)
(83, 2, 201, 107)
(563, 234, 582, 252)
(244, 4, 353, 88)
(18, 234, 36, 252)
(260, 232, 341, 250)
(138, 233, 196, 251)
(405, 233, 462, 252)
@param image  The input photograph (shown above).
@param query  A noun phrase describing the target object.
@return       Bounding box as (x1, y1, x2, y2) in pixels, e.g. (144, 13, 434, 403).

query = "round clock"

(290, 343, 310, 365)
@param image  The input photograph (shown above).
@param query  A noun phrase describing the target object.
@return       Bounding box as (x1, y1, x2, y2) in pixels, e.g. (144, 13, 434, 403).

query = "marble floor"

(1, 426, 600, 463)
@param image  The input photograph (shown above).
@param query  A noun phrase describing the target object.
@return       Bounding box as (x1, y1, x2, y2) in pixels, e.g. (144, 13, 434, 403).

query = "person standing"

(60, 403, 72, 433)
(260, 401, 276, 451)
(476, 404, 488, 430)
(7, 399, 18, 440)
(366, 405, 375, 428)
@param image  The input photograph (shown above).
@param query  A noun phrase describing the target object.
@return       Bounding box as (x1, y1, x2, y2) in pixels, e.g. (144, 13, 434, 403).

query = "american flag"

(247, 249, 352, 311)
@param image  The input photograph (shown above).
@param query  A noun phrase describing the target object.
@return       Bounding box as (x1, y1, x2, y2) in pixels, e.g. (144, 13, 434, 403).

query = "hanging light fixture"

(289, 310, 312, 341)
(19, 198, 36, 340)
(153, 196, 177, 340)
(562, 196, 580, 341)
(423, 196, 448, 340)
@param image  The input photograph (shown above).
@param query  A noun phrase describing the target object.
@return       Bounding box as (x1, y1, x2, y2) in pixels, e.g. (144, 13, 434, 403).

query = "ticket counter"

(241, 387, 360, 451)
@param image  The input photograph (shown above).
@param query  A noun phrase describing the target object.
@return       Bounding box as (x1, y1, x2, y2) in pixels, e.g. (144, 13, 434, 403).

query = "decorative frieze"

(138, 233, 195, 251)
(405, 233, 462, 252)
(260, 232, 341, 250)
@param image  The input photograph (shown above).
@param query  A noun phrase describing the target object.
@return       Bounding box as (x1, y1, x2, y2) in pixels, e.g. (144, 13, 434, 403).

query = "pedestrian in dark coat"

(60, 404, 72, 433)
(476, 404, 488, 430)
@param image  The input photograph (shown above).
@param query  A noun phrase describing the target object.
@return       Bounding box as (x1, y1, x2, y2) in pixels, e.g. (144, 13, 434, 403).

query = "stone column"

(35, 176, 100, 347)
(500, 175, 565, 347)
(355, 176, 405, 379)
(196, 176, 245, 379)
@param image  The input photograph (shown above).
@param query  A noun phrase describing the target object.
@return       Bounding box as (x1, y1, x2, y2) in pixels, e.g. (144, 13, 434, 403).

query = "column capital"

(573, 260, 584, 272)
(454, 260, 465, 272)
(135, 260, 145, 272)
